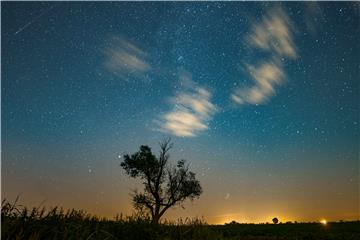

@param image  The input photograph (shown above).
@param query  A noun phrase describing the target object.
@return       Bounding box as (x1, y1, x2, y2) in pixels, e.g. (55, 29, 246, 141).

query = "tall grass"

(2, 198, 360, 240)
(2, 198, 212, 240)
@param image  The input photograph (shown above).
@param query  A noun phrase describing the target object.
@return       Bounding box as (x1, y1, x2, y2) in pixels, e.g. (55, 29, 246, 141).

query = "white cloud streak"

(159, 76, 217, 137)
(103, 36, 150, 79)
(231, 60, 285, 105)
(232, 7, 297, 106)
(247, 7, 297, 59)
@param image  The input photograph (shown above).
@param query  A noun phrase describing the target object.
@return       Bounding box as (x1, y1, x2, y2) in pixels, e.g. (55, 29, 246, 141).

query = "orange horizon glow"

(207, 216, 357, 225)
(3, 189, 359, 225)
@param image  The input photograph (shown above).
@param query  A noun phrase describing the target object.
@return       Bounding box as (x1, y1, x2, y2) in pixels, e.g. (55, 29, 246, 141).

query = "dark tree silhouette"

(272, 217, 279, 224)
(120, 139, 202, 224)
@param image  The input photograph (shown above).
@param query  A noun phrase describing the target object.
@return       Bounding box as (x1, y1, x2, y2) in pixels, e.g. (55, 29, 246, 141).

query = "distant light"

(320, 219, 327, 225)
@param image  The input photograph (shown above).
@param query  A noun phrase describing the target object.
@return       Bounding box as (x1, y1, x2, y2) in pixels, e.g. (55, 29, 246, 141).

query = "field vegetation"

(2, 198, 359, 240)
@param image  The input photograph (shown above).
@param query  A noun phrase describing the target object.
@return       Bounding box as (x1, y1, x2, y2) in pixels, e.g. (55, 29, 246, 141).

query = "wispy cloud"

(103, 36, 150, 79)
(303, 2, 325, 36)
(247, 7, 297, 59)
(158, 73, 217, 137)
(232, 7, 297, 106)
(231, 60, 285, 105)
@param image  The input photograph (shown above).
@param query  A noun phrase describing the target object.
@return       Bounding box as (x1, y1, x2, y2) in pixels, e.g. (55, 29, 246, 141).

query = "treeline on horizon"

(2, 198, 360, 240)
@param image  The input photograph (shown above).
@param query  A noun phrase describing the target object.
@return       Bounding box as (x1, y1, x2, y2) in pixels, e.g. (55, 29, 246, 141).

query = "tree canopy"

(120, 139, 202, 224)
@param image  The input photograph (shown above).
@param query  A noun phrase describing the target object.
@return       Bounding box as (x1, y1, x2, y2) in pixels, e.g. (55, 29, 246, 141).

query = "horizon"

(2, 196, 357, 225)
(2, 2, 359, 225)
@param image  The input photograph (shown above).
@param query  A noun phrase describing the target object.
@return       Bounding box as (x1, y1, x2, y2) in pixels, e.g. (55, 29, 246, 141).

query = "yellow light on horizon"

(320, 219, 327, 225)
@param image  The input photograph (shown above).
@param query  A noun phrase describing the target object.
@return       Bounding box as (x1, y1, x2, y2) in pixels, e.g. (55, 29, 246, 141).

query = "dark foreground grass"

(2, 199, 359, 240)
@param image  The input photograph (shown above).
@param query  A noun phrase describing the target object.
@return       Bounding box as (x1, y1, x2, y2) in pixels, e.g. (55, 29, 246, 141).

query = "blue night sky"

(2, 2, 359, 223)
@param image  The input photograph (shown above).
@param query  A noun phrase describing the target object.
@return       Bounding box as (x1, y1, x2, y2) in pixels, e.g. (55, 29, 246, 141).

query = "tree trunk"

(152, 214, 160, 224)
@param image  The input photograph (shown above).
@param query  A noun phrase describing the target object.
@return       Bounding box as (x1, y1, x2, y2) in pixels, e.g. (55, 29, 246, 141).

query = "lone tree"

(272, 217, 279, 224)
(120, 139, 202, 224)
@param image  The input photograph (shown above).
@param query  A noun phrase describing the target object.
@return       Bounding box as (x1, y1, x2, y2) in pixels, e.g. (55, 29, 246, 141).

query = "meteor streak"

(14, 5, 55, 36)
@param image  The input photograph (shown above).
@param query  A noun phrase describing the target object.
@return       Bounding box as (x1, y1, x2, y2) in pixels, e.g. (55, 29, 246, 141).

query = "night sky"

(2, 2, 359, 224)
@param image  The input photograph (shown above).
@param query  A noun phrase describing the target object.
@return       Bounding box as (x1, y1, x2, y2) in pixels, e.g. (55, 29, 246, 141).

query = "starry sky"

(2, 2, 359, 224)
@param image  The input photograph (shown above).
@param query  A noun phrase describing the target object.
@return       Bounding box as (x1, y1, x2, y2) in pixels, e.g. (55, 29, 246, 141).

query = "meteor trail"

(14, 5, 55, 36)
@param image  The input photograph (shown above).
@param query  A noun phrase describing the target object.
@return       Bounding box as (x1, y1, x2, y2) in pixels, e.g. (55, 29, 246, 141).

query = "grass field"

(2, 199, 359, 240)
